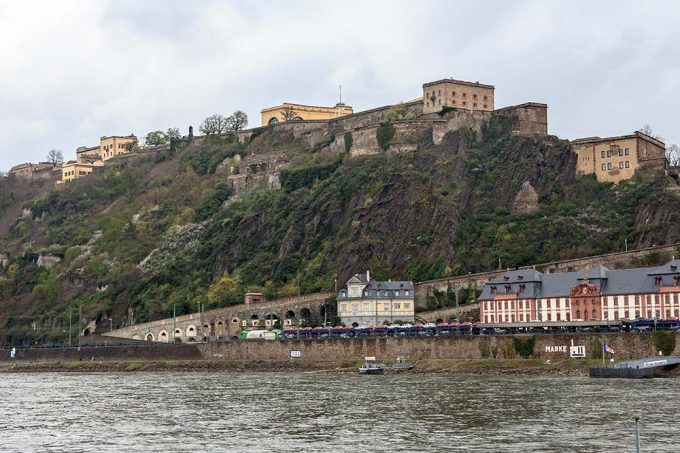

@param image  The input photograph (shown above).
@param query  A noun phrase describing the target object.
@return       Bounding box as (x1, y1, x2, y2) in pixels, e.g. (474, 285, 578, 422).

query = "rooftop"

(423, 78, 494, 90)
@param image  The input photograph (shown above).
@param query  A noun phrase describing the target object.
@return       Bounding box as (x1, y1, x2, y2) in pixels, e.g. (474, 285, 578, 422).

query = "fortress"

(6, 77, 668, 186)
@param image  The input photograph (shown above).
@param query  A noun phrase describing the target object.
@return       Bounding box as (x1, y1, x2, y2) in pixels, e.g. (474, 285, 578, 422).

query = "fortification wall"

(495, 103, 548, 136)
(2, 332, 674, 365)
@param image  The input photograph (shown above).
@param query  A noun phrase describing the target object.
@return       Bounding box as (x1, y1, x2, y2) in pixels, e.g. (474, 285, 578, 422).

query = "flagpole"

(602, 342, 605, 366)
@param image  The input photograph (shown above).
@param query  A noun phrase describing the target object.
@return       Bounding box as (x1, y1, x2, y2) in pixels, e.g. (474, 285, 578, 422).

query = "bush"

(592, 338, 603, 359)
(344, 132, 353, 153)
(512, 336, 536, 358)
(279, 160, 340, 193)
(652, 331, 676, 356)
(376, 124, 395, 151)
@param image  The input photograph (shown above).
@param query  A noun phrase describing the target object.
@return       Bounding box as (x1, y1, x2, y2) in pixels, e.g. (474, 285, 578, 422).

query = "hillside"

(1, 114, 679, 345)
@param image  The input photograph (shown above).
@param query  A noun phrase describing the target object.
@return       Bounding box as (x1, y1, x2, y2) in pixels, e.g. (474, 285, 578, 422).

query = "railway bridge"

(104, 292, 334, 343)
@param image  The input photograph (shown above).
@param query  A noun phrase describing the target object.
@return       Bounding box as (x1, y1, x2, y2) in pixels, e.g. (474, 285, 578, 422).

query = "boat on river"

(358, 362, 385, 375)
(384, 356, 414, 371)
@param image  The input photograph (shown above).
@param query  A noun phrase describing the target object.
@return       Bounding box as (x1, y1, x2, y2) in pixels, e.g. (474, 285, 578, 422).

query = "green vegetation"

(376, 123, 395, 151)
(344, 132, 353, 153)
(592, 338, 603, 359)
(1, 115, 678, 346)
(652, 331, 676, 356)
(124, 363, 144, 372)
(512, 336, 536, 359)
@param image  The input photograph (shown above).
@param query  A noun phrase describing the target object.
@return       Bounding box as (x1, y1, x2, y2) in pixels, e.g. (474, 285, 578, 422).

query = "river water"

(0, 372, 677, 452)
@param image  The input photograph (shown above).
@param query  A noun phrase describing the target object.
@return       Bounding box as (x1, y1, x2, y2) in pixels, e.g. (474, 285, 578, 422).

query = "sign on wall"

(570, 345, 586, 358)
(290, 350, 301, 358)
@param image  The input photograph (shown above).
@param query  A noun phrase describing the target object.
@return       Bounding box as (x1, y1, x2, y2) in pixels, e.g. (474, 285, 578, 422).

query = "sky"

(1, 0, 679, 171)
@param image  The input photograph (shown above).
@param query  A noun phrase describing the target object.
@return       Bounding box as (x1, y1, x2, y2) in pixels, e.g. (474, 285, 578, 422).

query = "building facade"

(337, 271, 415, 326)
(76, 146, 101, 163)
(100, 135, 138, 161)
(571, 131, 666, 183)
(422, 78, 495, 115)
(261, 102, 353, 126)
(479, 260, 680, 323)
(61, 161, 103, 182)
(9, 162, 57, 179)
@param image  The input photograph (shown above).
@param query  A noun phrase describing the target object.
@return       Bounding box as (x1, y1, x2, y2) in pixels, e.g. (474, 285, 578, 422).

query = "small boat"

(358, 362, 385, 375)
(385, 356, 414, 371)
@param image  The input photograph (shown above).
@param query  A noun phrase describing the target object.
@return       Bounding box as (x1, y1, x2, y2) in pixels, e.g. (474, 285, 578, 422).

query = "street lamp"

(108, 317, 113, 332)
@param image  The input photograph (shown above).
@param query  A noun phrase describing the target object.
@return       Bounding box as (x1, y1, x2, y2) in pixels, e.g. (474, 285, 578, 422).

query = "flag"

(604, 343, 615, 354)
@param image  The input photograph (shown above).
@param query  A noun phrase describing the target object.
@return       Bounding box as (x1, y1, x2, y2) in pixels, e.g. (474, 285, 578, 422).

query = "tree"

(281, 107, 298, 122)
(227, 111, 248, 131)
(46, 149, 63, 166)
(145, 130, 167, 146)
(666, 144, 680, 166)
(200, 114, 229, 135)
(166, 127, 181, 141)
(207, 272, 241, 307)
(638, 125, 664, 141)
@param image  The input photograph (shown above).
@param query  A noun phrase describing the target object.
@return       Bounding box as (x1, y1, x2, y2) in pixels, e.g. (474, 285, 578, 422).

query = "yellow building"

(60, 161, 103, 183)
(261, 102, 353, 126)
(100, 135, 138, 161)
(571, 131, 666, 183)
(76, 145, 101, 163)
(336, 271, 415, 327)
(423, 78, 495, 114)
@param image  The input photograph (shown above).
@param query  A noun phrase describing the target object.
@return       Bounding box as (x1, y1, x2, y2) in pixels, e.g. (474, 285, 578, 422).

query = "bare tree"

(667, 144, 680, 166)
(200, 114, 230, 135)
(638, 125, 664, 141)
(46, 149, 63, 166)
(227, 111, 248, 131)
(280, 107, 298, 122)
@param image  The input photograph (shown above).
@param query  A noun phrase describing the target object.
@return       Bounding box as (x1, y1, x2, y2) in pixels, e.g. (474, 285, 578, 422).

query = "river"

(0, 372, 677, 452)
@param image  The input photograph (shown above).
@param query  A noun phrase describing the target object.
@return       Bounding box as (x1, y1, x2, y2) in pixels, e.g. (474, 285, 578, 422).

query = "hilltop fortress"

(8, 77, 668, 187)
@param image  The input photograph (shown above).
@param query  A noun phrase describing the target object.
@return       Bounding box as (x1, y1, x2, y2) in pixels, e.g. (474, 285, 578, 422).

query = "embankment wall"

(2, 333, 676, 364)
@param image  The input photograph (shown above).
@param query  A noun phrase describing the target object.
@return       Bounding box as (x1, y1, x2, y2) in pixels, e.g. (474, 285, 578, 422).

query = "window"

(601, 164, 606, 171)
(614, 311, 619, 320)
(405, 290, 409, 296)
(452, 91, 456, 96)
(624, 309, 629, 319)
(395, 290, 400, 297)
(340, 303, 347, 312)
(601, 151, 606, 158)
(404, 303, 410, 310)
(547, 313, 551, 321)
(556, 313, 561, 321)
(473, 94, 477, 99)
(625, 161, 630, 168)
(483, 104, 487, 109)
(351, 303, 359, 313)
(483, 95, 488, 101)
(394, 303, 401, 309)
(607, 163, 612, 170)
(463, 93, 467, 97)
(625, 148, 629, 155)
(607, 150, 612, 157)
(363, 303, 369, 311)
(463, 101, 467, 106)
(473, 103, 477, 108)
(619, 162, 624, 169)
(619, 149, 623, 156)
(364, 290, 368, 296)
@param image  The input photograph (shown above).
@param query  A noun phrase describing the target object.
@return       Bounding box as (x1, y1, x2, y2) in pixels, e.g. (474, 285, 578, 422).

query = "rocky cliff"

(0, 113, 678, 345)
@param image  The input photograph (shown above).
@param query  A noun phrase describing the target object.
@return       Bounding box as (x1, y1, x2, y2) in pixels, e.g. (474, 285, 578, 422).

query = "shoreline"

(0, 358, 595, 376)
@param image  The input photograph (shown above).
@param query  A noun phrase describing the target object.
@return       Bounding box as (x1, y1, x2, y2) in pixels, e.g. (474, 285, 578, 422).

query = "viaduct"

(106, 292, 333, 343)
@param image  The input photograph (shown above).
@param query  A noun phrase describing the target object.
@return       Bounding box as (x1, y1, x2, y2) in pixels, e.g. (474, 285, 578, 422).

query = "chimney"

(366, 270, 370, 282)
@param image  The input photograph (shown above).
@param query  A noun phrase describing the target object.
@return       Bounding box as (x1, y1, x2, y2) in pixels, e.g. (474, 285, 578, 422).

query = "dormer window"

(491, 285, 497, 294)
(655, 276, 663, 286)
(503, 276, 509, 281)
(519, 284, 526, 292)
(671, 265, 678, 271)
(518, 275, 524, 280)
(504, 284, 511, 293)
(395, 290, 400, 297)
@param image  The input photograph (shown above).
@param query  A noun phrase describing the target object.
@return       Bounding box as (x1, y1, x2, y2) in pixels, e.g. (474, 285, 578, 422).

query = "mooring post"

(635, 416, 640, 453)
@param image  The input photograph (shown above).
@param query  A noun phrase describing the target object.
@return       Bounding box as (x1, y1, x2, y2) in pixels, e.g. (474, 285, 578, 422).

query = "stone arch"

(159, 330, 169, 343)
(145, 332, 154, 342)
(300, 308, 312, 326)
(175, 328, 183, 337)
(264, 313, 279, 327)
(186, 325, 197, 339)
(351, 322, 359, 328)
(216, 320, 225, 338)
(250, 314, 259, 319)
(435, 318, 444, 325)
(268, 117, 279, 125)
(83, 328, 91, 336)
(285, 310, 296, 319)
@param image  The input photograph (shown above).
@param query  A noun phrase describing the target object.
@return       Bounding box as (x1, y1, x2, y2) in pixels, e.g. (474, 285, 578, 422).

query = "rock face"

(512, 181, 540, 214)
(37, 253, 62, 269)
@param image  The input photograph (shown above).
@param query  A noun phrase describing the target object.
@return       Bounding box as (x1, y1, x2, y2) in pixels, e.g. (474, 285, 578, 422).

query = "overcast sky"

(1, 0, 679, 171)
